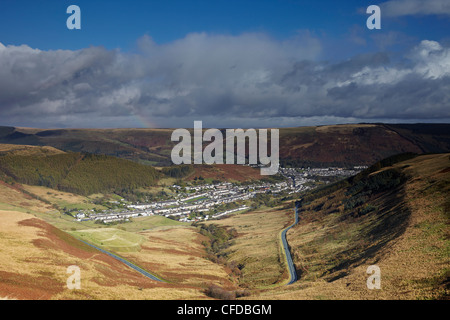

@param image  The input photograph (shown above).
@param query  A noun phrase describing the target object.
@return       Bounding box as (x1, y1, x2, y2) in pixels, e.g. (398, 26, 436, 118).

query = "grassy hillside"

(0, 149, 161, 196)
(0, 168, 237, 299)
(0, 209, 216, 299)
(267, 152, 449, 299)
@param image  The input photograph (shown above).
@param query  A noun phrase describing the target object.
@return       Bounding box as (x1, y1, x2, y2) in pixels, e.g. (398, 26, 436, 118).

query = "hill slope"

(0, 146, 161, 196)
(263, 152, 449, 299)
(0, 209, 210, 300)
(1, 123, 449, 167)
(278, 123, 449, 167)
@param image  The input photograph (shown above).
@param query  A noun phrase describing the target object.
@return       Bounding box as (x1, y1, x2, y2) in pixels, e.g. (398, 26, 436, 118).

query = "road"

(74, 202, 301, 286)
(280, 203, 300, 285)
(78, 239, 165, 282)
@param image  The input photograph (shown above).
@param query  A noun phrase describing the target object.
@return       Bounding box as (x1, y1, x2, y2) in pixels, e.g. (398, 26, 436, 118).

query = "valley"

(0, 124, 448, 300)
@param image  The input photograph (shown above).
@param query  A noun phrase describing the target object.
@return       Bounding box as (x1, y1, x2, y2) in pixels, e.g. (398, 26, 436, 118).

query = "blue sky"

(0, 0, 449, 128)
(1, 1, 360, 48)
(2, 0, 448, 56)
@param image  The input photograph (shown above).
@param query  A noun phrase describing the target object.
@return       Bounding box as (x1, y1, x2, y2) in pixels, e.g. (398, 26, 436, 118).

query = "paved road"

(78, 239, 165, 282)
(281, 204, 300, 285)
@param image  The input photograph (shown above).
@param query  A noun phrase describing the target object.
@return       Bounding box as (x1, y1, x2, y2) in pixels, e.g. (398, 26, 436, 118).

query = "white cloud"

(409, 40, 450, 79)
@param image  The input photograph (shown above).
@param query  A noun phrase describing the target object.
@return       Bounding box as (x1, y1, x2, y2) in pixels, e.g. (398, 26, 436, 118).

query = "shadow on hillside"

(323, 185, 411, 282)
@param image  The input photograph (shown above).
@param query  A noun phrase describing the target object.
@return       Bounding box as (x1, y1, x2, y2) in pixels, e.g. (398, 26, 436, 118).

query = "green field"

(70, 215, 190, 252)
(70, 228, 146, 252)
(116, 215, 189, 232)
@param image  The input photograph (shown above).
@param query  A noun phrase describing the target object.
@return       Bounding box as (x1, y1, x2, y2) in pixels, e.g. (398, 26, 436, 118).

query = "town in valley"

(71, 165, 366, 224)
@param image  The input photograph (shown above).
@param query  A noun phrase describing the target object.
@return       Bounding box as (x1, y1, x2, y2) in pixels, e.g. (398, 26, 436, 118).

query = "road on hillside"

(78, 239, 165, 282)
(281, 202, 300, 285)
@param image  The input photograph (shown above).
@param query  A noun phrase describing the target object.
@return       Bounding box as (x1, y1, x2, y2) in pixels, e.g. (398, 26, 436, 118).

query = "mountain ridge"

(1, 123, 449, 167)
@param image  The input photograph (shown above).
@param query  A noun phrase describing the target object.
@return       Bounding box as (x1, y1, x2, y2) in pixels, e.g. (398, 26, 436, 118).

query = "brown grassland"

(0, 150, 448, 300)
(120, 226, 238, 290)
(21, 184, 107, 211)
(0, 180, 233, 299)
(204, 204, 295, 290)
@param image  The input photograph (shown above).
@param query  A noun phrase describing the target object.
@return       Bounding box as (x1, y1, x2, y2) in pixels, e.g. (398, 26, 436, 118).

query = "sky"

(0, 0, 449, 128)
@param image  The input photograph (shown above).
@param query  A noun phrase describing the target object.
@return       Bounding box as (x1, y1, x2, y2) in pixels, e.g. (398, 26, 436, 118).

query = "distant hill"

(279, 123, 450, 167)
(0, 123, 449, 167)
(0, 146, 161, 195)
(0, 127, 176, 166)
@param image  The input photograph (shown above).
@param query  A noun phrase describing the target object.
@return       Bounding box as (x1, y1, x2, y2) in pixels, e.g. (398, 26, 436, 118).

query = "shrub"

(204, 284, 236, 300)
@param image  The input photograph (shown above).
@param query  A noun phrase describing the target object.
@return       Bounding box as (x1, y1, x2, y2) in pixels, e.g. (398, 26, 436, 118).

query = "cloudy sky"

(0, 0, 449, 128)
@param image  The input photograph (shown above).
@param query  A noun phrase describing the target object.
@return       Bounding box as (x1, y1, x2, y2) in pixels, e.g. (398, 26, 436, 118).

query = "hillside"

(1, 123, 449, 167)
(0, 181, 233, 299)
(0, 147, 161, 196)
(184, 164, 264, 182)
(0, 210, 170, 299)
(0, 163, 240, 300)
(261, 152, 449, 299)
(278, 123, 449, 167)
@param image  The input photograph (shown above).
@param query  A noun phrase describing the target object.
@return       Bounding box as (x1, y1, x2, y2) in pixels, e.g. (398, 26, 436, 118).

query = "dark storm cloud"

(0, 35, 449, 128)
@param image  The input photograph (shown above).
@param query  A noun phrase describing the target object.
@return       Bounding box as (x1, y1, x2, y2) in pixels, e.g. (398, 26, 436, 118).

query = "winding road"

(280, 202, 300, 285)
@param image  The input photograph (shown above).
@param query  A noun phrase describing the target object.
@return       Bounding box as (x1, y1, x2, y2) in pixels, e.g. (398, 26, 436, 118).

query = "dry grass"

(0, 209, 223, 300)
(21, 185, 105, 211)
(205, 204, 294, 290)
(120, 226, 235, 289)
(0, 182, 54, 214)
(0, 181, 232, 299)
(254, 153, 449, 300)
